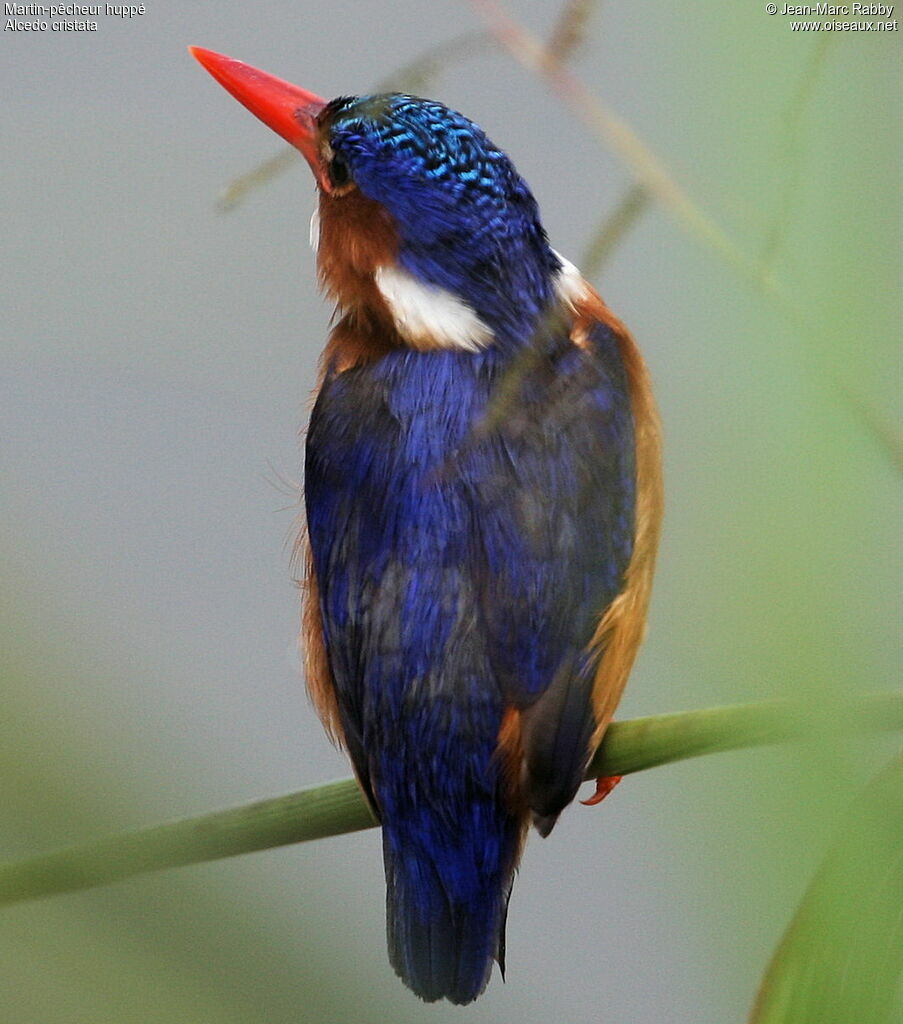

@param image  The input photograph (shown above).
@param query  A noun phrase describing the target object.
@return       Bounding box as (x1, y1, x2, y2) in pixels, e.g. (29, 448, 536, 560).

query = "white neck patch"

(309, 207, 320, 253)
(374, 264, 492, 352)
(552, 250, 590, 310)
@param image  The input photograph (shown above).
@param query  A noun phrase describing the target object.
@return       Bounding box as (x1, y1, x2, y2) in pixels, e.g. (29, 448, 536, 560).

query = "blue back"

(305, 319, 635, 1002)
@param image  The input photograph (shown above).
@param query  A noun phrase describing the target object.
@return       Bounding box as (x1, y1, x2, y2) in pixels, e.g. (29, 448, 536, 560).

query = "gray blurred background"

(2, 2, 900, 1022)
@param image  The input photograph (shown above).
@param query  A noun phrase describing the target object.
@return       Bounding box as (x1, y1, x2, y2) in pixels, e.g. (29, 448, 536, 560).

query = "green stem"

(1, 693, 900, 907)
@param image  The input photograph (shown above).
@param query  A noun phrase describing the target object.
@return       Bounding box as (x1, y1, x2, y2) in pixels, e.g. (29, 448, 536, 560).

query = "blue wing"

(305, 317, 635, 820)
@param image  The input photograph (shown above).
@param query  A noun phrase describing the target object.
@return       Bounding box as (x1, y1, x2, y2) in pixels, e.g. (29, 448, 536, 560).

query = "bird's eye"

(329, 152, 352, 189)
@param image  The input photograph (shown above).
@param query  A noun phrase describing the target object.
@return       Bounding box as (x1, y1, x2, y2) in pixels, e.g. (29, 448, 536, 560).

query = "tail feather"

(382, 824, 518, 1004)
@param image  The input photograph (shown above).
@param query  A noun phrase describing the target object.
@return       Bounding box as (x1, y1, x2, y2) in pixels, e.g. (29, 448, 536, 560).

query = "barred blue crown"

(320, 94, 561, 343)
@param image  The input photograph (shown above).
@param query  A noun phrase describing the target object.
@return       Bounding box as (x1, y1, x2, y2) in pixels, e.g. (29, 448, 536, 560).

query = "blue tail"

(382, 808, 521, 1004)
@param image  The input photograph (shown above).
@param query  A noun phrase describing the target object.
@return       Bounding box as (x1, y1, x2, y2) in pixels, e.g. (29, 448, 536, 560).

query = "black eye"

(329, 152, 351, 189)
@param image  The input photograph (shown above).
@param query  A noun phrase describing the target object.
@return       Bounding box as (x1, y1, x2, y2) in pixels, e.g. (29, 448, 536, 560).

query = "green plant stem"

(587, 691, 902, 776)
(0, 694, 899, 908)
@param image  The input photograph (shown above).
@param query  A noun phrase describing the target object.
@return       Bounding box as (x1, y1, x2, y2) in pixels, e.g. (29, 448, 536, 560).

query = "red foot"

(580, 775, 623, 806)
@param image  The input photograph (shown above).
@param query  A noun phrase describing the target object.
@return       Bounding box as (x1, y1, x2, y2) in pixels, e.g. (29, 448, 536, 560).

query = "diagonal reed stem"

(0, 693, 899, 908)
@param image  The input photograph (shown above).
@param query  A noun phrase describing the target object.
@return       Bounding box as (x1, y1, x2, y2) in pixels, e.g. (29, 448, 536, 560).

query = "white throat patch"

(374, 264, 493, 352)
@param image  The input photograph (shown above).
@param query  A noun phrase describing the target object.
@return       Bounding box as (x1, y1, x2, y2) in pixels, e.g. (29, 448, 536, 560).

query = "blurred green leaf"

(749, 757, 903, 1024)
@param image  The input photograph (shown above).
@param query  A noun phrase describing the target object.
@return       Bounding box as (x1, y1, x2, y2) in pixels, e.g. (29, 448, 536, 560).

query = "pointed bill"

(189, 47, 330, 189)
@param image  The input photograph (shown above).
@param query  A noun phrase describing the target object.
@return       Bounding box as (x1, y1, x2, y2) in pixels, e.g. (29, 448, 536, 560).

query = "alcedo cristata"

(191, 47, 663, 1005)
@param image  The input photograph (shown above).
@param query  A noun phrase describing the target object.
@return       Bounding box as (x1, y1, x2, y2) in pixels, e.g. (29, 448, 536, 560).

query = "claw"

(580, 774, 623, 806)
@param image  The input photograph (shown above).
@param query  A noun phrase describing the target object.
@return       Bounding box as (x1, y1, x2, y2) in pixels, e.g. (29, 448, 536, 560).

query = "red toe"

(580, 774, 623, 806)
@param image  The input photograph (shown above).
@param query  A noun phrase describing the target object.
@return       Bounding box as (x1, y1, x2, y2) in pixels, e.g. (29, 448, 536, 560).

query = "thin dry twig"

(762, 36, 833, 269)
(546, 0, 599, 64)
(375, 30, 493, 93)
(216, 148, 298, 213)
(470, 0, 750, 273)
(468, 0, 811, 332)
(842, 386, 903, 476)
(580, 183, 650, 281)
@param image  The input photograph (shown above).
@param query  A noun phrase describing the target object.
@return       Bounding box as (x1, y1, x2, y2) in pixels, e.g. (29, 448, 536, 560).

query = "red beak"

(189, 47, 330, 190)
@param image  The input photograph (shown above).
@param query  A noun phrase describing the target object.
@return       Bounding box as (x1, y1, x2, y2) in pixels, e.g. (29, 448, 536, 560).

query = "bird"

(190, 46, 663, 1006)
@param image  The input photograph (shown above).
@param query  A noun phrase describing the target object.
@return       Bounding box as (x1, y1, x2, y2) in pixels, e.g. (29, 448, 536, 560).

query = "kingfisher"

(191, 47, 663, 1005)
